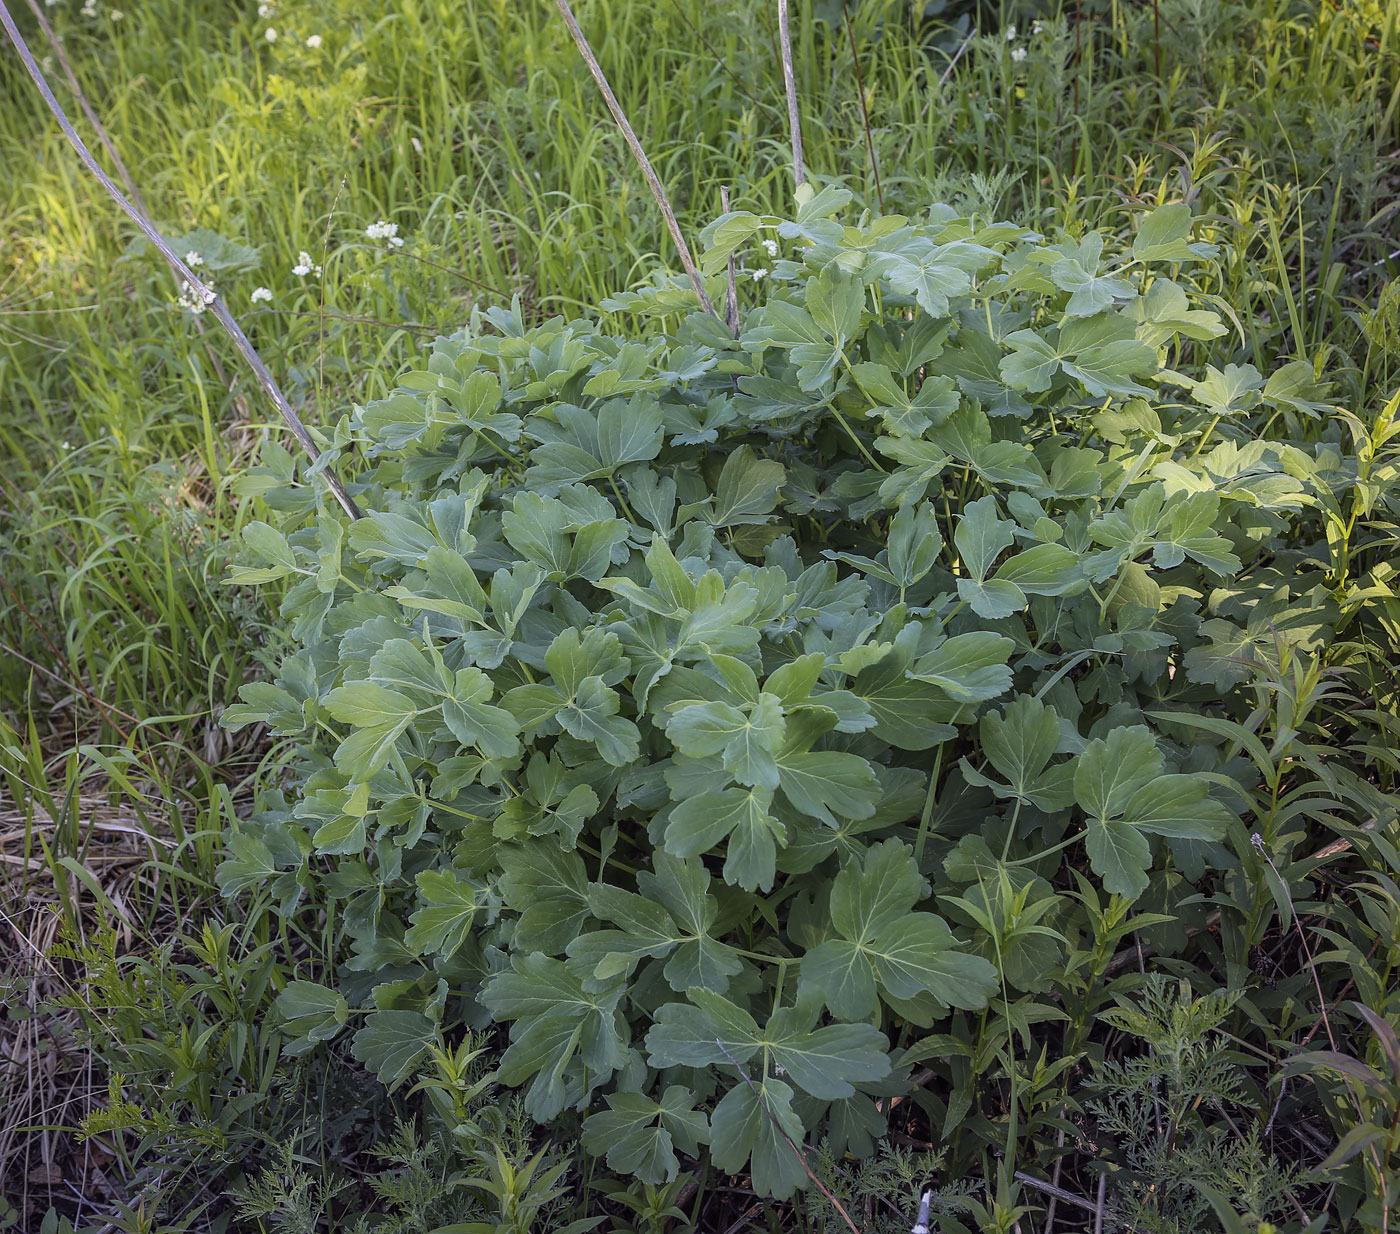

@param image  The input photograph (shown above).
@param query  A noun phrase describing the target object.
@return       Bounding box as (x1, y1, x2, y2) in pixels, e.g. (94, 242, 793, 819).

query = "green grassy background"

(3, 0, 1397, 755)
(1, 0, 1398, 1226)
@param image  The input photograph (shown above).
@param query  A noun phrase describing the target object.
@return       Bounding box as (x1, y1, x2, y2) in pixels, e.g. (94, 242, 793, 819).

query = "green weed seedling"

(1286, 1003, 1400, 1231)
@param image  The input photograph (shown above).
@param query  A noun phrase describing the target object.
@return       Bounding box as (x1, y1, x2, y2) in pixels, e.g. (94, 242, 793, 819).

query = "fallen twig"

(22, 0, 146, 214)
(1014, 1171, 1102, 1216)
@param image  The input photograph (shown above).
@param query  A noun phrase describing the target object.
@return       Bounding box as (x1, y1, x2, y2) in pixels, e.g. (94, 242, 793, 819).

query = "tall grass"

(3, 0, 1395, 735)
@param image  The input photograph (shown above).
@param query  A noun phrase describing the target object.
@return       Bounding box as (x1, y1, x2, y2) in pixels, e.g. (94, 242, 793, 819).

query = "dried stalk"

(1015, 1172, 1106, 1218)
(891, 28, 977, 169)
(777, 0, 806, 188)
(840, 0, 884, 212)
(22, 0, 250, 412)
(22, 0, 146, 214)
(0, 2, 363, 521)
(719, 186, 739, 339)
(552, 0, 718, 319)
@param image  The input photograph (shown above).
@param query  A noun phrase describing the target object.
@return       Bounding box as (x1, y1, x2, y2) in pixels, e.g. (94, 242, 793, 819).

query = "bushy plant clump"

(223, 185, 1360, 1196)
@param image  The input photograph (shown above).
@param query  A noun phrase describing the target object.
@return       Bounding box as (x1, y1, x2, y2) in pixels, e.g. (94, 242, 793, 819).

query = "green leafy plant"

(36, 914, 399, 1231)
(1285, 1003, 1400, 1231)
(1086, 976, 1309, 1232)
(216, 184, 1378, 1197)
(5, 1, 1398, 1229)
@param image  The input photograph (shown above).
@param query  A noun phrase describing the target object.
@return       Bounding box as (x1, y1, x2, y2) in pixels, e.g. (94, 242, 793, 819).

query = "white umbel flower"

(305, 34, 322, 48)
(365, 219, 405, 248)
(762, 238, 779, 258)
(1011, 46, 1028, 62)
(748, 268, 770, 281)
(250, 287, 273, 303)
(264, 27, 277, 42)
(184, 251, 204, 267)
(292, 250, 322, 277)
(176, 280, 216, 314)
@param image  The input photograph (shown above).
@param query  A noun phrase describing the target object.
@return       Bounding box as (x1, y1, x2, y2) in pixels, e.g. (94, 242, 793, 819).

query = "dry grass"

(1, 787, 187, 1227)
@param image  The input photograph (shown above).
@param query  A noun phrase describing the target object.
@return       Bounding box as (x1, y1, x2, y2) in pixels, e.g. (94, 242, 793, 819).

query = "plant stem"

(552, 0, 719, 320)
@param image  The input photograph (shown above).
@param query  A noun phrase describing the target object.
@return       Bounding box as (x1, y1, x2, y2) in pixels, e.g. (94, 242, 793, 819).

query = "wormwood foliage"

(224, 187, 1345, 1195)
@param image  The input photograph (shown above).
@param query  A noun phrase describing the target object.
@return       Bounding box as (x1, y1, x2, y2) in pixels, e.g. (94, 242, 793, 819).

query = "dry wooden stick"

(719, 186, 740, 340)
(1014, 1172, 1104, 1217)
(552, 0, 718, 320)
(777, 0, 806, 188)
(21, 0, 250, 413)
(892, 28, 976, 169)
(0, 2, 363, 522)
(22, 0, 146, 214)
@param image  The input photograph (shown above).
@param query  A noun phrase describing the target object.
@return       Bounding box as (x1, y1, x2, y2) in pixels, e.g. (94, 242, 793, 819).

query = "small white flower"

(748, 267, 770, 281)
(366, 219, 405, 247)
(264, 26, 277, 42)
(1032, 19, 1044, 35)
(80, 0, 97, 16)
(291, 250, 322, 277)
(762, 238, 779, 258)
(1011, 46, 1028, 62)
(1005, 24, 1016, 39)
(257, 1, 274, 15)
(185, 251, 204, 267)
(305, 33, 322, 48)
(176, 280, 213, 314)
(109, 8, 122, 19)
(251, 286, 273, 303)
(61, 441, 71, 450)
